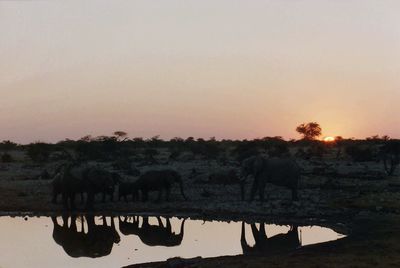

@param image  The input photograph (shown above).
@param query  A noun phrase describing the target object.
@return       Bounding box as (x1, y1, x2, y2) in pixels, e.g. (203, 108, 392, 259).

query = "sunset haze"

(1, 0, 399, 143)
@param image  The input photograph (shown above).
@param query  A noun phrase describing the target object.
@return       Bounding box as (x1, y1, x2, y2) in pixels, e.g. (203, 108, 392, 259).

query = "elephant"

(208, 169, 245, 201)
(51, 162, 121, 210)
(134, 169, 187, 202)
(119, 216, 185, 247)
(241, 156, 300, 202)
(118, 216, 141, 236)
(83, 167, 121, 202)
(118, 182, 139, 202)
(241, 222, 300, 255)
(51, 167, 84, 205)
(52, 215, 120, 258)
(51, 163, 87, 209)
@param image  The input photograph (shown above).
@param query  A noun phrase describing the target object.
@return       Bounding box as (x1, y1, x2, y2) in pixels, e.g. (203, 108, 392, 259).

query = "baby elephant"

(118, 182, 139, 202)
(135, 169, 187, 202)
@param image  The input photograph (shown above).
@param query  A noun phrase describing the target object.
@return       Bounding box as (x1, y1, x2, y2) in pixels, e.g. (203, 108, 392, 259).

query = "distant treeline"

(0, 134, 399, 168)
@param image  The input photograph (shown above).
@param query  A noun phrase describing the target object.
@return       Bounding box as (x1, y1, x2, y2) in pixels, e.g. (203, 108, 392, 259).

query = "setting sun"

(323, 136, 336, 142)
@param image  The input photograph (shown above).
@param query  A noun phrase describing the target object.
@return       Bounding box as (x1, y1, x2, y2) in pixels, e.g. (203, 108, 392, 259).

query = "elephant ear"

(253, 156, 265, 177)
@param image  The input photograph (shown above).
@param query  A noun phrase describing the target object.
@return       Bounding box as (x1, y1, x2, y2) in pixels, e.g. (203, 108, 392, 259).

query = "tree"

(381, 140, 400, 176)
(114, 131, 128, 141)
(296, 122, 322, 140)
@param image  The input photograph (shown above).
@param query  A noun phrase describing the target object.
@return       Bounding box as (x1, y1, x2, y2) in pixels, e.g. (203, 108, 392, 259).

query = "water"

(0, 215, 345, 268)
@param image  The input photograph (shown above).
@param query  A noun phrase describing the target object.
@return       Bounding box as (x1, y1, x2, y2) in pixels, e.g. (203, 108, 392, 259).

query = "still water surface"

(0, 215, 345, 268)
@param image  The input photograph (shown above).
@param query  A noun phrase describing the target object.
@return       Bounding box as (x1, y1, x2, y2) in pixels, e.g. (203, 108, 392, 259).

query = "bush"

(1, 153, 13, 163)
(345, 145, 376, 162)
(26, 142, 52, 162)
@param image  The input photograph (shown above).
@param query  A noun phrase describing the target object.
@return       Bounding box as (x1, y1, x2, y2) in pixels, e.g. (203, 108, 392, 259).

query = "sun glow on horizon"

(323, 136, 336, 142)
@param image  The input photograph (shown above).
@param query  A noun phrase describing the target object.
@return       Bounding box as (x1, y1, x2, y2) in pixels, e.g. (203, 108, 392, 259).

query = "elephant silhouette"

(52, 215, 120, 258)
(118, 216, 185, 247)
(241, 222, 300, 255)
(118, 216, 141, 236)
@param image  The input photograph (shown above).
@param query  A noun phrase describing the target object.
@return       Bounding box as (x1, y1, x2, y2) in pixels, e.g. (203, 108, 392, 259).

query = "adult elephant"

(241, 222, 300, 255)
(51, 163, 120, 210)
(134, 169, 187, 202)
(83, 167, 121, 203)
(51, 163, 87, 210)
(241, 156, 300, 202)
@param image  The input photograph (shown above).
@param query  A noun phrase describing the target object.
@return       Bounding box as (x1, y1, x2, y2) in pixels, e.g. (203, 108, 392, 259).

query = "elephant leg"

(166, 218, 171, 232)
(51, 193, 58, 204)
(82, 216, 86, 233)
(166, 186, 171, 202)
(86, 192, 95, 210)
(134, 190, 139, 201)
(291, 187, 298, 201)
(258, 180, 266, 202)
(70, 193, 76, 210)
(80, 192, 85, 204)
(251, 224, 261, 244)
(249, 179, 259, 202)
(157, 217, 164, 227)
(142, 190, 148, 202)
(157, 189, 163, 202)
(70, 216, 77, 232)
(259, 223, 267, 238)
(62, 193, 68, 210)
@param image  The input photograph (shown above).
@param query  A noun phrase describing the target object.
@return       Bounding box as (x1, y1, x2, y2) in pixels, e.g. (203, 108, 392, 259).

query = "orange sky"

(1, 1, 399, 143)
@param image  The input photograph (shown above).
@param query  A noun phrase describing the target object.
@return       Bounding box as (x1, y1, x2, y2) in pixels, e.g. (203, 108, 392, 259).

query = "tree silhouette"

(113, 131, 128, 141)
(296, 122, 322, 140)
(381, 140, 400, 175)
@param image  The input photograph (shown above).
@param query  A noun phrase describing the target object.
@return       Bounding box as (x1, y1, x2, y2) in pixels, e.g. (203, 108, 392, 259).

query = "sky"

(1, 0, 399, 143)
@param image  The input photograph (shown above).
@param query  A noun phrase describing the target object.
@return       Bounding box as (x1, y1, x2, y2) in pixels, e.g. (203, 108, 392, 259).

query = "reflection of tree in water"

(119, 216, 185, 247)
(241, 222, 300, 255)
(52, 215, 120, 258)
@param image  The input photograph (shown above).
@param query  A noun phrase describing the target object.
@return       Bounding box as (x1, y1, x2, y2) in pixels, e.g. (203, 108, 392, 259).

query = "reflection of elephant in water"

(135, 169, 187, 202)
(241, 222, 300, 255)
(119, 216, 185, 247)
(52, 215, 120, 258)
(52, 163, 120, 209)
(241, 156, 300, 201)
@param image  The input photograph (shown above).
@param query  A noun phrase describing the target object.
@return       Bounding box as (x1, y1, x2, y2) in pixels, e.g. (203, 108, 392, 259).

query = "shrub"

(26, 142, 52, 162)
(345, 145, 375, 162)
(1, 153, 13, 163)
